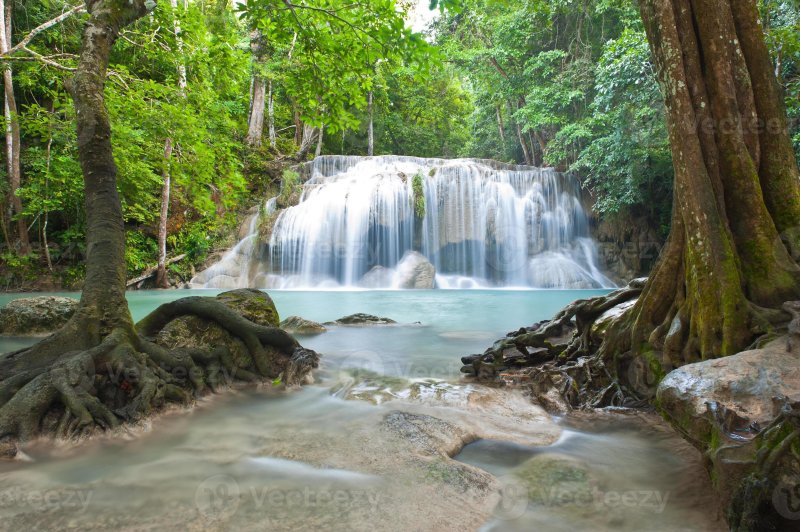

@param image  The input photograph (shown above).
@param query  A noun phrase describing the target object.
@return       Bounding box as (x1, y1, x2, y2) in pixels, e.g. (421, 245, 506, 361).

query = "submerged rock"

(382, 411, 472, 457)
(394, 251, 436, 289)
(328, 313, 397, 326)
(280, 315, 327, 335)
(0, 296, 78, 336)
(514, 454, 597, 507)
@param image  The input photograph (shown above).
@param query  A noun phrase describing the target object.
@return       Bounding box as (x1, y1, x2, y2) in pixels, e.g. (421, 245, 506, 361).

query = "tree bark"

(315, 124, 324, 157)
(64, 0, 151, 338)
(169, 0, 187, 94)
(367, 90, 374, 156)
(510, 99, 533, 165)
(247, 75, 266, 147)
(495, 105, 505, 142)
(268, 80, 276, 148)
(155, 138, 173, 289)
(601, 0, 800, 374)
(246, 30, 266, 148)
(0, 1, 29, 254)
(155, 0, 187, 288)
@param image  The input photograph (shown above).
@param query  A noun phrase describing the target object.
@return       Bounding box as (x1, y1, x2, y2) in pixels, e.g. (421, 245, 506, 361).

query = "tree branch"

(4, 4, 86, 57)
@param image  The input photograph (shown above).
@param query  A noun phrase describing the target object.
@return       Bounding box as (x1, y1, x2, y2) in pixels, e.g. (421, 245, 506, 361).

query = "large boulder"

(657, 337, 800, 528)
(155, 289, 302, 383)
(657, 339, 800, 449)
(394, 251, 435, 289)
(359, 265, 395, 289)
(0, 296, 79, 336)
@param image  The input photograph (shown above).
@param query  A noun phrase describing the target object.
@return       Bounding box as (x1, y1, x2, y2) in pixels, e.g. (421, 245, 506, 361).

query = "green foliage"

(412, 172, 426, 218)
(125, 232, 158, 276)
(276, 170, 303, 209)
(436, 0, 671, 226)
(243, 0, 433, 134)
(761, 0, 800, 160)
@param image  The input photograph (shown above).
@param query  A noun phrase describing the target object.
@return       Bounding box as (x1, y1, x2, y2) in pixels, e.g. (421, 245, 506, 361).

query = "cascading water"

(190, 156, 615, 289)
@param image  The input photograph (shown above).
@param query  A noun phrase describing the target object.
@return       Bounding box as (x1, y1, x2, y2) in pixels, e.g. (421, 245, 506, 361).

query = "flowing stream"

(0, 290, 723, 531)
(191, 156, 615, 290)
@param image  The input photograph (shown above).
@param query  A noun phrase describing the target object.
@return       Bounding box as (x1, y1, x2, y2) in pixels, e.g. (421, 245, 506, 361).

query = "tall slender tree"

(0, 0, 29, 254)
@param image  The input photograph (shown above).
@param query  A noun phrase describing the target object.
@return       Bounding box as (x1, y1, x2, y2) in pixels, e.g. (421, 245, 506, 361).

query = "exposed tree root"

(0, 292, 319, 455)
(462, 278, 796, 412)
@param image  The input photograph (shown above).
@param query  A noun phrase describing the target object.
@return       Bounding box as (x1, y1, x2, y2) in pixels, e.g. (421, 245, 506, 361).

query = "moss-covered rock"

(327, 313, 397, 325)
(513, 454, 597, 507)
(0, 296, 79, 336)
(155, 289, 283, 374)
(215, 289, 280, 326)
(280, 315, 327, 335)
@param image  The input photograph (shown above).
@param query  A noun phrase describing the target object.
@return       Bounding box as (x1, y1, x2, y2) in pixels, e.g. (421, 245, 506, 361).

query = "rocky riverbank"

(461, 281, 800, 530)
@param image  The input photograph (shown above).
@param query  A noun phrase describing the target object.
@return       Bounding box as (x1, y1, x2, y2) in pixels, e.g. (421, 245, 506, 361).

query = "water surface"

(0, 290, 722, 531)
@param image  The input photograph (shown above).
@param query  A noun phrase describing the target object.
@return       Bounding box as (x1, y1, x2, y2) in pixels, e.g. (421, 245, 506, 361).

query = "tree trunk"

(0, 1, 29, 254)
(511, 100, 533, 165)
(528, 130, 542, 166)
(155, 0, 188, 288)
(66, 0, 150, 337)
(247, 75, 266, 147)
(315, 124, 324, 157)
(268, 80, 276, 148)
(367, 90, 374, 156)
(495, 105, 505, 143)
(43, 102, 54, 272)
(293, 104, 302, 145)
(246, 29, 266, 148)
(602, 0, 800, 374)
(169, 0, 187, 94)
(296, 124, 317, 161)
(0, 1, 318, 448)
(155, 138, 173, 289)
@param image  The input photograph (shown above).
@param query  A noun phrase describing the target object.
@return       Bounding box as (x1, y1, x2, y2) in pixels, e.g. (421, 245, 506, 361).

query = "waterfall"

(190, 156, 615, 289)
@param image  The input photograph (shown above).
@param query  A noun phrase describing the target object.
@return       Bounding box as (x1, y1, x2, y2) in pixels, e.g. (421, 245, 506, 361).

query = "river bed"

(0, 290, 724, 531)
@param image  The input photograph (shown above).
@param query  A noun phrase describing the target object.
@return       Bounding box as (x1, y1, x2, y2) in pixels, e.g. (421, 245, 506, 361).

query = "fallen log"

(126, 254, 187, 287)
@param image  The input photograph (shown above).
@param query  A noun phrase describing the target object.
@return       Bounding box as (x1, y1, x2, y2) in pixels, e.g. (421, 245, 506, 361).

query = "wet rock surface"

(0, 296, 78, 336)
(280, 316, 327, 336)
(657, 338, 800, 448)
(657, 337, 800, 529)
(359, 266, 396, 289)
(394, 251, 436, 289)
(327, 313, 397, 326)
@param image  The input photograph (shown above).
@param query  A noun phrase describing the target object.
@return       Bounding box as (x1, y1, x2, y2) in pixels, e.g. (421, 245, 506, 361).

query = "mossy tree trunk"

(0, 0, 316, 449)
(608, 0, 800, 370)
